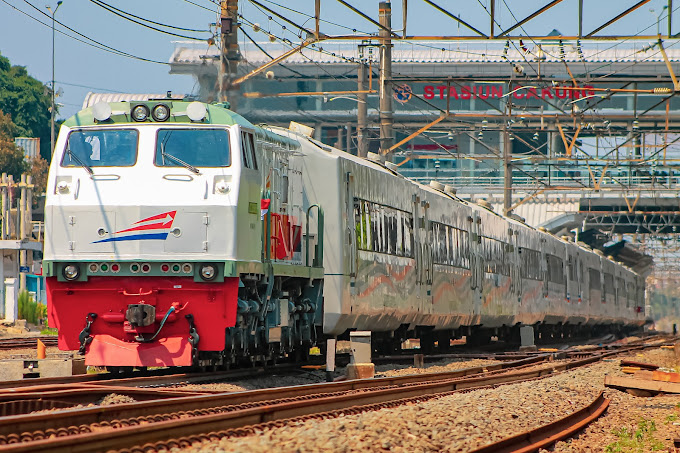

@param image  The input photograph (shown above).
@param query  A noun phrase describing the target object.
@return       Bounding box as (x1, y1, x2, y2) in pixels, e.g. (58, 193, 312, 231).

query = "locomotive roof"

(63, 100, 300, 150)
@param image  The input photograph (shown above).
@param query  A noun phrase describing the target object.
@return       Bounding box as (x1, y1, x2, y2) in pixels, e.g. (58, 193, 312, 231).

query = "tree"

(27, 155, 49, 196)
(0, 52, 52, 161)
(0, 109, 27, 178)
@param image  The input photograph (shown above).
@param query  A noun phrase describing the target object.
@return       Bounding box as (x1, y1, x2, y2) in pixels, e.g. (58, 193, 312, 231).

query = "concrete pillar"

(519, 326, 535, 349)
(4, 277, 18, 323)
(326, 338, 336, 382)
(0, 252, 4, 316)
(348, 330, 374, 379)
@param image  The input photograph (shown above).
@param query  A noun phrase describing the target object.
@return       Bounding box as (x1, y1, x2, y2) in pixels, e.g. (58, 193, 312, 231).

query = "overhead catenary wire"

(88, 0, 211, 40)
(89, 0, 212, 33)
(4, 0, 168, 65)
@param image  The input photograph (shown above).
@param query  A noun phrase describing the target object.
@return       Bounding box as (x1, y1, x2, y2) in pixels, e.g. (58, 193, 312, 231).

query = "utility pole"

(47, 1, 63, 155)
(219, 0, 240, 108)
(378, 1, 393, 158)
(503, 83, 513, 216)
(357, 44, 368, 158)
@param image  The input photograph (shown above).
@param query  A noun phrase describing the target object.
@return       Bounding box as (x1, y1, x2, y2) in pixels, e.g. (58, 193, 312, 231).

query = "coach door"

(509, 227, 522, 303)
(412, 195, 431, 312)
(470, 213, 483, 316)
(421, 200, 433, 310)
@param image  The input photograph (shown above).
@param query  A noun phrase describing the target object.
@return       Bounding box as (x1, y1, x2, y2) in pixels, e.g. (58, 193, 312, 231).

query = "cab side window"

(241, 132, 258, 170)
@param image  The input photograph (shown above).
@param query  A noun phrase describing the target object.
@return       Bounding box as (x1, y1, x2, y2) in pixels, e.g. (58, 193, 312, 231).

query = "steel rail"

(0, 356, 546, 441)
(468, 392, 609, 453)
(0, 367, 556, 452)
(0, 363, 300, 390)
(0, 341, 667, 451)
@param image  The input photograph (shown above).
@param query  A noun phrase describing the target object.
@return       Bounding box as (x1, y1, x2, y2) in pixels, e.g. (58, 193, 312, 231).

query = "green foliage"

(0, 109, 28, 178)
(606, 418, 665, 452)
(40, 327, 57, 336)
(0, 52, 52, 160)
(17, 290, 46, 325)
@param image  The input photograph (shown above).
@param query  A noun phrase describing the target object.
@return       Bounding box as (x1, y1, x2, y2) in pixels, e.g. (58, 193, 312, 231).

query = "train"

(44, 96, 647, 369)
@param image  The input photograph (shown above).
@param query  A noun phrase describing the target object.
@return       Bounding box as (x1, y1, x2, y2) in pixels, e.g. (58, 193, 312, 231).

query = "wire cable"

(6, 0, 168, 65)
(88, 0, 210, 40)
(90, 0, 212, 33)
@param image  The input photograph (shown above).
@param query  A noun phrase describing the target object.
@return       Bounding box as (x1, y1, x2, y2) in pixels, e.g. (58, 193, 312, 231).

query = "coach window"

(520, 248, 541, 280)
(604, 273, 615, 299)
(63, 129, 138, 167)
(355, 199, 413, 258)
(627, 281, 635, 308)
(588, 268, 601, 291)
(546, 254, 565, 284)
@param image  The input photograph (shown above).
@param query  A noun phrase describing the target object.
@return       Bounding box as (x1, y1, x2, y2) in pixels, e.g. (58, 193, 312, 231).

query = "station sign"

(19, 266, 30, 273)
(422, 83, 596, 100)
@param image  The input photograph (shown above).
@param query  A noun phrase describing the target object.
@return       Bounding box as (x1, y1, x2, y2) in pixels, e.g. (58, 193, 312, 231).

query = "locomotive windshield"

(155, 128, 231, 168)
(62, 129, 138, 168)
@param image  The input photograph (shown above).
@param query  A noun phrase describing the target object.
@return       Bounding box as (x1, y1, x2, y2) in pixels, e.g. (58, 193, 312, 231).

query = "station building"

(169, 38, 680, 188)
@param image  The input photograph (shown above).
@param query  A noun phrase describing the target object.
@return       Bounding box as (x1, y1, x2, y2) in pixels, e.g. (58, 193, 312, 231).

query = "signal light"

(141, 263, 151, 273)
(182, 263, 192, 274)
(200, 264, 216, 281)
(161, 264, 170, 272)
(89, 263, 99, 273)
(172, 264, 181, 273)
(100, 263, 109, 272)
(130, 263, 140, 273)
(131, 104, 150, 122)
(63, 264, 80, 281)
(111, 263, 120, 273)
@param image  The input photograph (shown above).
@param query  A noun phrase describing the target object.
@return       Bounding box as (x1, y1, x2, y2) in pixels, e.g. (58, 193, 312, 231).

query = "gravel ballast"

(168, 347, 680, 453)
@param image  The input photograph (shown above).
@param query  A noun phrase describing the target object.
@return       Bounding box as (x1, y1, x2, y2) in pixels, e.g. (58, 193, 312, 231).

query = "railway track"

(0, 338, 669, 453)
(0, 337, 58, 351)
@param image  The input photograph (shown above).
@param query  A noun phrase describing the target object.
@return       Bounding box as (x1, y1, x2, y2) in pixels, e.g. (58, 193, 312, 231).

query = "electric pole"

(219, 0, 241, 108)
(357, 44, 368, 158)
(378, 1, 393, 158)
(47, 1, 63, 155)
(503, 83, 513, 216)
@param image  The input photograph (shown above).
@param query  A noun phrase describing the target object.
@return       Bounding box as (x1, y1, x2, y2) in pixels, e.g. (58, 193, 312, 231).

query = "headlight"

(131, 104, 150, 122)
(152, 104, 170, 122)
(63, 264, 80, 281)
(200, 264, 216, 281)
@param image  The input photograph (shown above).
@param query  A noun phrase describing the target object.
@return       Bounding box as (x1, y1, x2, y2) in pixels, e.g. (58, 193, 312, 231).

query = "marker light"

(200, 264, 216, 281)
(100, 263, 109, 272)
(57, 180, 70, 194)
(131, 104, 150, 122)
(141, 263, 151, 273)
(186, 102, 207, 122)
(89, 263, 99, 273)
(215, 181, 229, 194)
(161, 264, 170, 272)
(63, 264, 80, 281)
(182, 263, 193, 273)
(130, 263, 140, 273)
(111, 263, 120, 272)
(152, 104, 170, 122)
(92, 102, 112, 122)
(172, 264, 181, 273)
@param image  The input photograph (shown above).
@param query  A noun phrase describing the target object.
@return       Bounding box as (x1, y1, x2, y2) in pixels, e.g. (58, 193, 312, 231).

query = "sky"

(0, 0, 674, 120)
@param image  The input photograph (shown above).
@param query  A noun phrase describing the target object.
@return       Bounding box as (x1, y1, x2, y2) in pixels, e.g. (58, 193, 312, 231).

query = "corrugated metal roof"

(171, 40, 680, 66)
(82, 92, 185, 109)
(14, 138, 39, 159)
(489, 197, 580, 228)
